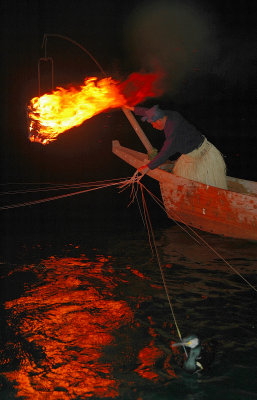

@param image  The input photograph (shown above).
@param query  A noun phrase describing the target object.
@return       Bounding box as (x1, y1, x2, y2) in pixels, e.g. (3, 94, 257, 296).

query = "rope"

(0, 178, 129, 196)
(0, 178, 129, 210)
(138, 184, 188, 357)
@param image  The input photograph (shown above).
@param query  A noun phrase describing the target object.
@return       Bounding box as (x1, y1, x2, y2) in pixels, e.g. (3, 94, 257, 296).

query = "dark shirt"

(134, 106, 204, 170)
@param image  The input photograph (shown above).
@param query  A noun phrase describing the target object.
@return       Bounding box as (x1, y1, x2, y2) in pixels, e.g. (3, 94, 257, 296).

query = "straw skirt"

(173, 137, 227, 189)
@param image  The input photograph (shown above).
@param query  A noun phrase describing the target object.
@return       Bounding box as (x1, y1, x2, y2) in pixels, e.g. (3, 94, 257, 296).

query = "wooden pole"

(122, 107, 154, 153)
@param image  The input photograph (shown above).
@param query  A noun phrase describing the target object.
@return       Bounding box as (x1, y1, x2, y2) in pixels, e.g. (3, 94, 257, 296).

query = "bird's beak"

(172, 340, 191, 347)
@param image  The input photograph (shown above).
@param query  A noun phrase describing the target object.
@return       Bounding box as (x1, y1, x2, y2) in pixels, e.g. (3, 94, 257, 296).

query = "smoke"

(124, 0, 257, 99)
(118, 71, 164, 105)
(124, 1, 219, 94)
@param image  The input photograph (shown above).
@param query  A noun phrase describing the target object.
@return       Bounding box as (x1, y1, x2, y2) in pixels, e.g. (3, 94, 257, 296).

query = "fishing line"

(140, 185, 155, 257)
(135, 192, 146, 229)
(0, 178, 129, 211)
(0, 178, 130, 196)
(139, 184, 188, 357)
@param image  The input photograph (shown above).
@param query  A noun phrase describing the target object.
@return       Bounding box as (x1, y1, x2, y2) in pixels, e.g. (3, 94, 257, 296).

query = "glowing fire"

(28, 72, 162, 145)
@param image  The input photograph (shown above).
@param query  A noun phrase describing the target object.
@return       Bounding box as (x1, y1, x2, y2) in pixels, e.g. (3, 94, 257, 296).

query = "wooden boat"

(112, 140, 257, 241)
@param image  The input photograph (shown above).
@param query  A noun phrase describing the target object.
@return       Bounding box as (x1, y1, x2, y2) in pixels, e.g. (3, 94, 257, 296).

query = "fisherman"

(126, 105, 227, 189)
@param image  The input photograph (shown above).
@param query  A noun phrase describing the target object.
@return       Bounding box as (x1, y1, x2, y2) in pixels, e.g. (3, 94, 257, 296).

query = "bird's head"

(172, 334, 200, 349)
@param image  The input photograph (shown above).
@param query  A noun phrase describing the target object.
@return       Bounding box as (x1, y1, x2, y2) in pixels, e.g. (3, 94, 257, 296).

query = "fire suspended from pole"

(27, 34, 163, 146)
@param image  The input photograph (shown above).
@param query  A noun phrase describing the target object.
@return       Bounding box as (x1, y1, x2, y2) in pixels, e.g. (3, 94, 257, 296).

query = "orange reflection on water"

(135, 340, 163, 381)
(129, 268, 150, 280)
(3, 255, 134, 399)
(135, 316, 178, 382)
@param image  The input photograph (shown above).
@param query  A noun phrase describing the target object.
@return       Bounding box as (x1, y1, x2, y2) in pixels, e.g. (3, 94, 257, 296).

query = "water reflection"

(2, 255, 134, 398)
(1, 252, 179, 399)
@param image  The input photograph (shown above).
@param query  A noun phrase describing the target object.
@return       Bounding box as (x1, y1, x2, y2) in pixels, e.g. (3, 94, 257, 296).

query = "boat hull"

(112, 141, 257, 241)
(160, 180, 257, 241)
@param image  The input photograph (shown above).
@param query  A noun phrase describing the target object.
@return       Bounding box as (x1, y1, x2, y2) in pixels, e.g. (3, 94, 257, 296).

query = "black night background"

(0, 1, 257, 399)
(1, 0, 257, 234)
(2, 0, 257, 181)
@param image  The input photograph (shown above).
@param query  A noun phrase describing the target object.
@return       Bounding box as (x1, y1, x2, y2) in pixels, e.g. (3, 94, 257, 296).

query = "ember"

(28, 72, 162, 144)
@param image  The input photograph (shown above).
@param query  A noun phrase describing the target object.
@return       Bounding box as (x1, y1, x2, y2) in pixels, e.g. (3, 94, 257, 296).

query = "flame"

(28, 72, 163, 145)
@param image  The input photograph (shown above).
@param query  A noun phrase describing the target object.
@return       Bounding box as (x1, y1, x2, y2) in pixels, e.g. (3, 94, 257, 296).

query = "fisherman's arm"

(147, 138, 175, 170)
(138, 138, 175, 174)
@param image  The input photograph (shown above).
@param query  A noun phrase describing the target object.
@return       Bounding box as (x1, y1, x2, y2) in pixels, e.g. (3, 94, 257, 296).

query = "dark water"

(0, 192, 257, 400)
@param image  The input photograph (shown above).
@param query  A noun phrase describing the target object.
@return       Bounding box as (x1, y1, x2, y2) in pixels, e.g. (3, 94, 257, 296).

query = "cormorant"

(172, 334, 216, 374)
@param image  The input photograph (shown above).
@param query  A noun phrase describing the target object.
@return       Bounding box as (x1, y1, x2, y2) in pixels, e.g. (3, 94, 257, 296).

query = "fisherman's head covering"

(141, 105, 165, 123)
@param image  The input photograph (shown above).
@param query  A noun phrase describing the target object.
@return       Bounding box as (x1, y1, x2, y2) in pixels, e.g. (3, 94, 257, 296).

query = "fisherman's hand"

(137, 165, 150, 175)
